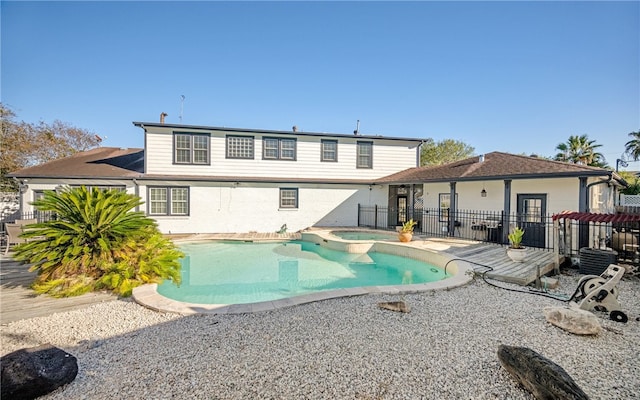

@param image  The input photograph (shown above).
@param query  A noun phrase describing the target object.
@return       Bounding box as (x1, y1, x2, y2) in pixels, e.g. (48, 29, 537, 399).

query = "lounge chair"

(15, 218, 37, 226)
(4, 223, 26, 255)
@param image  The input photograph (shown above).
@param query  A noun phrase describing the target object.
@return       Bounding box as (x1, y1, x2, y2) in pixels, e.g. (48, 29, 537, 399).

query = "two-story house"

(9, 120, 624, 251)
(10, 122, 424, 233)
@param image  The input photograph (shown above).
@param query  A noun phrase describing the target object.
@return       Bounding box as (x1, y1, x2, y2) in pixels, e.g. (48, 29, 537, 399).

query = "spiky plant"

(14, 186, 182, 297)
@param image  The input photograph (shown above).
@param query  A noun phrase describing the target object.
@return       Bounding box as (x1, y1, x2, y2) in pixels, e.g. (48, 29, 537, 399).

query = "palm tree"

(554, 134, 607, 167)
(624, 130, 640, 161)
(14, 186, 182, 297)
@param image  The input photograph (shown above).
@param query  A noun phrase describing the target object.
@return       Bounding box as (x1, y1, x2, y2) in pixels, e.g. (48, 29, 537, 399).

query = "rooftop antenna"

(180, 95, 185, 123)
(353, 119, 360, 135)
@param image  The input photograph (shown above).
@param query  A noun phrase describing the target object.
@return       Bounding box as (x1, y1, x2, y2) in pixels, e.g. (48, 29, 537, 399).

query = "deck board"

(437, 241, 557, 285)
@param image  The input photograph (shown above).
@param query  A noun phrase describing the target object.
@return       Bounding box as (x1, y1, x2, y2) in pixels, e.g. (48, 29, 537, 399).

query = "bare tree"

(0, 103, 102, 190)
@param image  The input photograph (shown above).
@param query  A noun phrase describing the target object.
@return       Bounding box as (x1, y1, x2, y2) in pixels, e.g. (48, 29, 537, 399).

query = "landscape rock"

(377, 300, 410, 313)
(1, 344, 78, 400)
(497, 345, 590, 400)
(543, 306, 602, 335)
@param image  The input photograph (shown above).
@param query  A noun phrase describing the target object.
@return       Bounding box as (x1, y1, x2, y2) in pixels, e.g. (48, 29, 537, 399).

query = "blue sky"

(2, 1, 638, 170)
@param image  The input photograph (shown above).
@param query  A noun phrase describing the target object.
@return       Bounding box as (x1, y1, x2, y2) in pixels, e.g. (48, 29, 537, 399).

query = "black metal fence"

(358, 205, 552, 247)
(357, 204, 639, 266)
(1, 211, 56, 226)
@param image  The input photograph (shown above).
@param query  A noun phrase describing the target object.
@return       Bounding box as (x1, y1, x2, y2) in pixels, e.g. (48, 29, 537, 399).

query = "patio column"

(448, 181, 457, 236)
(502, 179, 512, 244)
(578, 176, 589, 249)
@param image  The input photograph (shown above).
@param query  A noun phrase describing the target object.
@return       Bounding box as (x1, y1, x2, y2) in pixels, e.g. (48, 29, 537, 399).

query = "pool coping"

(132, 230, 475, 315)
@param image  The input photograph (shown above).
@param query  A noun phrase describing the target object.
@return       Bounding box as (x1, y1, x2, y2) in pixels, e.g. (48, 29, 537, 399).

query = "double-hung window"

(148, 187, 189, 216)
(356, 141, 373, 168)
(321, 140, 338, 162)
(279, 188, 298, 209)
(226, 135, 254, 159)
(263, 137, 296, 160)
(174, 132, 210, 165)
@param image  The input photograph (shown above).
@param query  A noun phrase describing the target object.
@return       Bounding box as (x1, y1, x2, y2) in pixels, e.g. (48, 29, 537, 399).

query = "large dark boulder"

(1, 344, 78, 399)
(497, 345, 589, 400)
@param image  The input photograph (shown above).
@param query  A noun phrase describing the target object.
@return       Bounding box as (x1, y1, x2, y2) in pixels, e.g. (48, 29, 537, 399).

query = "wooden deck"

(433, 240, 558, 285)
(0, 255, 117, 325)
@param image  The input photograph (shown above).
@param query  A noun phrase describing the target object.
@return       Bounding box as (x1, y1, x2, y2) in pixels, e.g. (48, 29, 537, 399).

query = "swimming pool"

(330, 230, 398, 241)
(132, 231, 473, 315)
(157, 240, 449, 304)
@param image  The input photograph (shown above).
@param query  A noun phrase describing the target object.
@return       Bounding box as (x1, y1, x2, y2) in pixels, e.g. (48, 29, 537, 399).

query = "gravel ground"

(1, 269, 639, 400)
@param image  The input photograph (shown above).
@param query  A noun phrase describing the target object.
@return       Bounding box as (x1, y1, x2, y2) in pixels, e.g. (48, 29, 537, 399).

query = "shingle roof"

(8, 147, 144, 179)
(10, 149, 622, 187)
(375, 152, 617, 184)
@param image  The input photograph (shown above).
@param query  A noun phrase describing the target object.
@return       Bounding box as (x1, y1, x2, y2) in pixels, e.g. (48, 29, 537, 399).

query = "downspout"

(578, 177, 589, 249)
(416, 140, 425, 167)
(12, 177, 24, 216)
(502, 179, 512, 244)
(133, 178, 140, 212)
(585, 173, 613, 212)
(448, 182, 457, 236)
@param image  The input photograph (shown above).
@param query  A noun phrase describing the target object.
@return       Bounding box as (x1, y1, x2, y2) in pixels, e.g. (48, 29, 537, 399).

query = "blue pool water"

(331, 231, 398, 241)
(158, 241, 450, 304)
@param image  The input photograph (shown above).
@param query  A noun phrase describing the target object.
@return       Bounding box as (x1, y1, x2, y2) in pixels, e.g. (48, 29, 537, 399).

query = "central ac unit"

(579, 248, 618, 275)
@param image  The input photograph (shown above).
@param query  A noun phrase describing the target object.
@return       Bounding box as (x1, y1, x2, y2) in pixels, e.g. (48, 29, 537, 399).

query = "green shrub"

(14, 186, 182, 297)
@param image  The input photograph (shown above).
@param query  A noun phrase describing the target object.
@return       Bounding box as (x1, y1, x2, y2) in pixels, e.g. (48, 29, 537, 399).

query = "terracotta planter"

(507, 247, 527, 262)
(398, 232, 413, 242)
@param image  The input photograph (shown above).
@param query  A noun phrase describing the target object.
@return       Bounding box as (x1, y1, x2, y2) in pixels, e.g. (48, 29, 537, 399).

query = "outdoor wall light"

(481, 188, 487, 197)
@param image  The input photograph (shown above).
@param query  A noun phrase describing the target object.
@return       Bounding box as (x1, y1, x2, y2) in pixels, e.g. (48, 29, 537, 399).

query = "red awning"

(552, 211, 640, 223)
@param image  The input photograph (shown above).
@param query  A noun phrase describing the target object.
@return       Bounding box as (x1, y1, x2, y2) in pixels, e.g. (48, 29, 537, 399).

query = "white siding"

(144, 127, 419, 180)
(423, 177, 608, 215)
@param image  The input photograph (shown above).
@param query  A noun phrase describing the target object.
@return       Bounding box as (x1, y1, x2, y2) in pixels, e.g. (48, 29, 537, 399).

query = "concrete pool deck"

(132, 229, 475, 315)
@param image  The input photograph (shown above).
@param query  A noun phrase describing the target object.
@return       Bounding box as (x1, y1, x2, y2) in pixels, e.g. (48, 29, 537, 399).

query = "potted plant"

(398, 219, 417, 242)
(506, 226, 526, 262)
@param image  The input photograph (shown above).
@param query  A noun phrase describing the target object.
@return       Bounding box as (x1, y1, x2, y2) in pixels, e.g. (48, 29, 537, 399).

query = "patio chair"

(4, 223, 26, 255)
(15, 219, 37, 226)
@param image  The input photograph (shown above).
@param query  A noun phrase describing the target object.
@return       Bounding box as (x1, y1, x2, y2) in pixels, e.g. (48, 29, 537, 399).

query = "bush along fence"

(357, 204, 639, 267)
